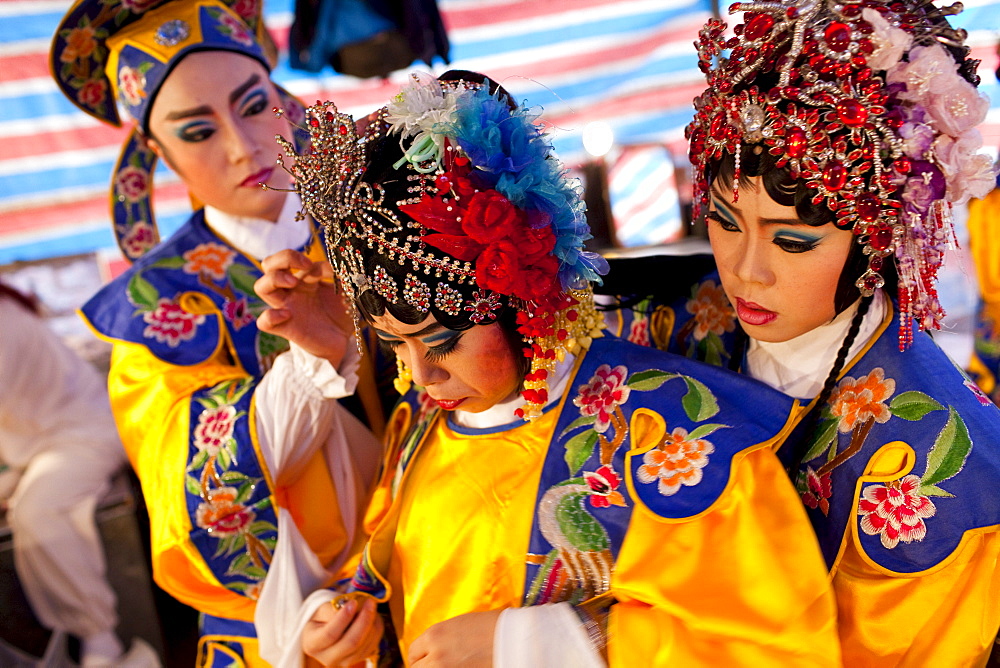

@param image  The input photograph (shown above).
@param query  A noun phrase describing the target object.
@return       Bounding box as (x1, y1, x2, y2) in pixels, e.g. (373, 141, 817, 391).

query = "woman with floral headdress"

(607, 0, 1000, 664)
(255, 69, 842, 666)
(49, 1, 385, 665)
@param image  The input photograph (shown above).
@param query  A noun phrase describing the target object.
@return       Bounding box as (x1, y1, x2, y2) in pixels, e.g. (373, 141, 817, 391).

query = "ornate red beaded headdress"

(275, 71, 608, 419)
(686, 0, 997, 349)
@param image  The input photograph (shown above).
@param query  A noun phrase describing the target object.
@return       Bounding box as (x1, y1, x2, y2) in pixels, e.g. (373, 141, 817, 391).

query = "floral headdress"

(686, 0, 997, 349)
(276, 71, 609, 419)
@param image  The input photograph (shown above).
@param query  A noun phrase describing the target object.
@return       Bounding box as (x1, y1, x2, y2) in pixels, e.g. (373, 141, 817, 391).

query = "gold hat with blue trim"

(50, 0, 290, 262)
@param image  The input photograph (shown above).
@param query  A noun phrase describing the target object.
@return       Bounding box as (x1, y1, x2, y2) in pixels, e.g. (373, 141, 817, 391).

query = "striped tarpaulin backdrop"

(2, 0, 999, 266)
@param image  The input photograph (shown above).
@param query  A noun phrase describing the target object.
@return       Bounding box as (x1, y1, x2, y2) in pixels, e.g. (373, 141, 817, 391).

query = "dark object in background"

(289, 0, 449, 78)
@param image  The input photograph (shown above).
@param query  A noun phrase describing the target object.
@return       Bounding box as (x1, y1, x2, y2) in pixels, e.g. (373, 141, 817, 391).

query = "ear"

(142, 133, 164, 160)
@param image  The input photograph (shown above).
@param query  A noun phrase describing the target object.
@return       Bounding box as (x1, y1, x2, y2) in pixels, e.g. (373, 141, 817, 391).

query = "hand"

(302, 596, 384, 667)
(255, 249, 353, 366)
(408, 609, 501, 668)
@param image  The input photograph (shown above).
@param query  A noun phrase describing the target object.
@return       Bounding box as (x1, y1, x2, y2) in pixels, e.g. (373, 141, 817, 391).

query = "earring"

(393, 356, 412, 394)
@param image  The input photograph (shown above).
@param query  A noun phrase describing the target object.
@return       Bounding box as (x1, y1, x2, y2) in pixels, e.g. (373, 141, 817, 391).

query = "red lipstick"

(434, 398, 465, 410)
(736, 298, 777, 326)
(242, 167, 273, 188)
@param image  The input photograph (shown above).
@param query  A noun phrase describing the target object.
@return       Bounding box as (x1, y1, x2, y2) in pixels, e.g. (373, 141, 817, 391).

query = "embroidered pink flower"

(142, 298, 205, 347)
(828, 367, 896, 432)
(636, 427, 715, 496)
(183, 242, 236, 280)
(573, 364, 631, 433)
(230, 0, 258, 20)
(627, 316, 650, 347)
(77, 78, 107, 108)
(858, 475, 936, 549)
(686, 280, 735, 341)
(195, 487, 255, 537)
(120, 0, 160, 12)
(121, 221, 157, 258)
(194, 405, 238, 456)
(224, 296, 254, 330)
(115, 165, 149, 203)
(801, 467, 833, 515)
(218, 13, 255, 46)
(61, 24, 97, 63)
(583, 466, 627, 508)
(964, 378, 992, 406)
(118, 66, 146, 106)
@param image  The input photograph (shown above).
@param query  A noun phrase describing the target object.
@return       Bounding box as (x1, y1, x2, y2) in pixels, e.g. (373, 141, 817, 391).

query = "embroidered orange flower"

(829, 367, 896, 432)
(61, 24, 97, 63)
(636, 427, 715, 496)
(195, 486, 255, 537)
(183, 242, 237, 281)
(686, 280, 735, 341)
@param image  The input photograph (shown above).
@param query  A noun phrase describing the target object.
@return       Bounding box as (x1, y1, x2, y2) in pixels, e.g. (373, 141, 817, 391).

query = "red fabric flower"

(517, 224, 556, 263)
(462, 191, 523, 244)
(476, 240, 520, 295)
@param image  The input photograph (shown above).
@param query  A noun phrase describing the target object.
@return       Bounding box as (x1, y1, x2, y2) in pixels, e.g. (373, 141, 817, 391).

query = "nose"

(730, 231, 775, 287)
(224, 117, 259, 164)
(406, 350, 448, 387)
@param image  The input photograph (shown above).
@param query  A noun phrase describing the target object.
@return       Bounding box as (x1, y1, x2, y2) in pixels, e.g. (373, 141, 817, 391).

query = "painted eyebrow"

(164, 74, 262, 121)
(374, 322, 447, 340)
(709, 191, 802, 227)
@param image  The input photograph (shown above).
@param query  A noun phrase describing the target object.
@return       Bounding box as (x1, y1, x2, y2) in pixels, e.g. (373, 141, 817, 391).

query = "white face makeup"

(706, 175, 856, 343)
(145, 51, 291, 221)
(371, 312, 522, 413)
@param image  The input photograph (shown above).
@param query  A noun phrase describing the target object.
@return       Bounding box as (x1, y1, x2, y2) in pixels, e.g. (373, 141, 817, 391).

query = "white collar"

(745, 290, 888, 400)
(203, 193, 311, 261)
(450, 353, 578, 430)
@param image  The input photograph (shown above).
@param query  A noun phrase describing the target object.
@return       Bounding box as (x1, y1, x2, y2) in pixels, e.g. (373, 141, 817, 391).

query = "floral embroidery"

(583, 466, 626, 508)
(215, 10, 255, 47)
(801, 467, 833, 515)
(117, 65, 146, 106)
(60, 24, 97, 63)
(223, 296, 254, 330)
(183, 242, 237, 281)
(627, 316, 650, 347)
(230, 0, 259, 21)
(858, 475, 936, 549)
(142, 298, 205, 346)
(193, 405, 237, 457)
(115, 164, 149, 203)
(963, 378, 992, 406)
(636, 426, 715, 496)
(573, 364, 631, 434)
(686, 280, 735, 341)
(77, 78, 107, 107)
(120, 0, 160, 12)
(120, 220, 157, 259)
(829, 368, 896, 432)
(195, 486, 256, 537)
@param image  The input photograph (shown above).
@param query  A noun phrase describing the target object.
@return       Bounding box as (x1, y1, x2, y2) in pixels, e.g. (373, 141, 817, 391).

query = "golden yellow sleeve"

(968, 189, 1000, 306)
(609, 411, 842, 666)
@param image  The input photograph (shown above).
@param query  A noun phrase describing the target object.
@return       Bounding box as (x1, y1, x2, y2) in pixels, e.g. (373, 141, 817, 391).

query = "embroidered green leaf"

(559, 414, 597, 439)
(216, 445, 232, 470)
(249, 520, 278, 535)
(555, 492, 609, 552)
(889, 391, 944, 421)
(185, 475, 202, 496)
(235, 481, 255, 504)
(687, 423, 729, 440)
(917, 483, 955, 498)
(626, 369, 676, 391)
(261, 537, 277, 550)
(702, 332, 726, 367)
(150, 256, 185, 269)
(681, 376, 720, 422)
(126, 272, 158, 310)
(220, 470, 250, 485)
(228, 262, 260, 298)
(244, 565, 267, 580)
(227, 553, 250, 576)
(187, 449, 209, 472)
(564, 430, 598, 475)
(801, 418, 839, 463)
(921, 407, 972, 487)
(257, 330, 290, 363)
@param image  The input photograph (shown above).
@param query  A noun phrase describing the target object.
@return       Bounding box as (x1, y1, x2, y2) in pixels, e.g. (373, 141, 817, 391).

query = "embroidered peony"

(230, 0, 258, 20)
(636, 427, 715, 496)
(117, 66, 146, 107)
(195, 487, 255, 537)
(858, 475, 936, 549)
(217, 12, 255, 47)
(224, 296, 255, 330)
(61, 24, 97, 63)
(573, 364, 631, 433)
(183, 242, 236, 281)
(77, 78, 107, 108)
(686, 280, 736, 341)
(121, 221, 157, 259)
(828, 367, 896, 432)
(583, 465, 627, 508)
(801, 467, 833, 515)
(628, 316, 650, 347)
(142, 298, 205, 347)
(115, 165, 149, 203)
(119, 0, 159, 12)
(194, 405, 238, 456)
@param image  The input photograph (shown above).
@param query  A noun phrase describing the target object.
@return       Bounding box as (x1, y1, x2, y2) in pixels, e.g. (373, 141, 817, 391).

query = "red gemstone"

(894, 158, 911, 174)
(785, 127, 808, 158)
(822, 161, 847, 191)
(856, 194, 880, 222)
(339, 124, 348, 135)
(870, 227, 893, 251)
(836, 99, 868, 126)
(745, 13, 775, 40)
(870, 256, 884, 271)
(825, 22, 852, 52)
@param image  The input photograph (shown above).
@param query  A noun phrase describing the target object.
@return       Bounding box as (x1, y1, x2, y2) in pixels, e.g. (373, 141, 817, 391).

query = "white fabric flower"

(863, 8, 911, 71)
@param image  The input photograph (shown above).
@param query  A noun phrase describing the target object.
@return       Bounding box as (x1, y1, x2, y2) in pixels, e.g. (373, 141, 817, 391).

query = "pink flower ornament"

(862, 9, 911, 71)
(858, 475, 936, 549)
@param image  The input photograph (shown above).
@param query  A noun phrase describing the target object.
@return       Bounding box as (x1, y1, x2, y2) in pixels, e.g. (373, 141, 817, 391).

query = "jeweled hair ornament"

(274, 71, 609, 420)
(686, 0, 997, 349)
